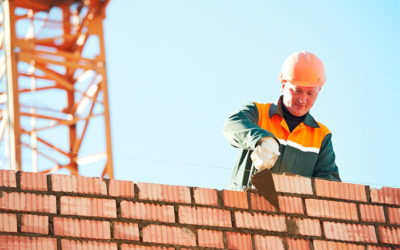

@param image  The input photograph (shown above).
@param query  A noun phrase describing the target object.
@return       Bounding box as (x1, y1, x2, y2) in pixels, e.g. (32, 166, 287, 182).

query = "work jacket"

(223, 97, 341, 190)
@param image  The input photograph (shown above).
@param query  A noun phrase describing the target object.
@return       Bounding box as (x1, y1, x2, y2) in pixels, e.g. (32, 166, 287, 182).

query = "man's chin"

(292, 109, 306, 117)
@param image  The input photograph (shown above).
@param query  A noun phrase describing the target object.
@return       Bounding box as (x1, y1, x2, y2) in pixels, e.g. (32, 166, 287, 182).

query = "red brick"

(378, 226, 400, 245)
(388, 207, 400, 224)
(61, 239, 117, 250)
(179, 206, 231, 227)
(0, 170, 16, 188)
(197, 229, 224, 248)
(323, 221, 377, 243)
(305, 198, 358, 220)
(360, 204, 385, 223)
(142, 224, 196, 246)
(226, 232, 252, 250)
(367, 247, 391, 250)
(20, 172, 47, 191)
(54, 217, 110, 239)
(293, 218, 321, 236)
(235, 211, 286, 231)
(51, 174, 107, 195)
(0, 213, 17, 232)
(254, 235, 284, 250)
(113, 222, 140, 241)
(0, 235, 57, 249)
(21, 214, 48, 234)
(60, 196, 116, 218)
(120, 201, 175, 223)
(0, 192, 56, 213)
(108, 179, 134, 198)
(313, 240, 364, 250)
(315, 179, 367, 201)
(370, 187, 400, 205)
(286, 238, 310, 250)
(223, 190, 248, 209)
(250, 192, 276, 212)
(137, 182, 191, 203)
(279, 196, 303, 214)
(273, 173, 313, 195)
(121, 245, 174, 250)
(193, 187, 218, 206)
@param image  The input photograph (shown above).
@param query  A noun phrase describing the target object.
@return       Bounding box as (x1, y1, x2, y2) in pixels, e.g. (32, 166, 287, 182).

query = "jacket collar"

(269, 96, 320, 128)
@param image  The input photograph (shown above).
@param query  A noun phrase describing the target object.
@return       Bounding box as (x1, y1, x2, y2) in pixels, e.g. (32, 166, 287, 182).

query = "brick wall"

(0, 170, 399, 249)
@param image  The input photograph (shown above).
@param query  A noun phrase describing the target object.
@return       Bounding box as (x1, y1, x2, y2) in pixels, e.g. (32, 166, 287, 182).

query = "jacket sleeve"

(313, 133, 341, 181)
(222, 102, 277, 151)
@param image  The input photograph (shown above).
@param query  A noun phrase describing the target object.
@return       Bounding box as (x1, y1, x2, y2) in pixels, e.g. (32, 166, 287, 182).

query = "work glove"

(251, 137, 280, 171)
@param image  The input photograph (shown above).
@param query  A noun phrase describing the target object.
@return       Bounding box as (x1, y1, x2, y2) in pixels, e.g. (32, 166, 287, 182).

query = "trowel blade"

(250, 168, 279, 209)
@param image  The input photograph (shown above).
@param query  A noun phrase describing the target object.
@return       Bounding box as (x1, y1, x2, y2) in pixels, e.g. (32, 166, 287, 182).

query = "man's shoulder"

(305, 113, 331, 135)
(253, 101, 274, 106)
(253, 100, 277, 110)
(315, 120, 331, 135)
(253, 102, 275, 116)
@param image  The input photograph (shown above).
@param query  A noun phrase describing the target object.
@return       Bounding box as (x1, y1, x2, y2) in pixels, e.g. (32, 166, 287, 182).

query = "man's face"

(281, 81, 321, 117)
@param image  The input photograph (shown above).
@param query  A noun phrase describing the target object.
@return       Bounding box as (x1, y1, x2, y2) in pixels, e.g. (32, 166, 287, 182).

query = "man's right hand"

(250, 137, 280, 170)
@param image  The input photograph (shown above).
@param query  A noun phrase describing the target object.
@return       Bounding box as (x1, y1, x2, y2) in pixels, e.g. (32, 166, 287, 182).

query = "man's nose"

(298, 94, 306, 103)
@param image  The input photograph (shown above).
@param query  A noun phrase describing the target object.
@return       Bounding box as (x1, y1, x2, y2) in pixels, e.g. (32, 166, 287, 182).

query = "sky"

(2, 1, 399, 190)
(97, 0, 400, 190)
(99, 0, 400, 190)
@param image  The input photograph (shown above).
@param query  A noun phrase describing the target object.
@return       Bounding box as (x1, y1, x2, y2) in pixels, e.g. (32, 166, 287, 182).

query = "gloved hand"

(251, 137, 280, 171)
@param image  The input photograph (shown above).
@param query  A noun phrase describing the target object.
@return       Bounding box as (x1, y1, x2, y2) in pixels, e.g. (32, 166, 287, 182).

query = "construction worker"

(223, 51, 341, 191)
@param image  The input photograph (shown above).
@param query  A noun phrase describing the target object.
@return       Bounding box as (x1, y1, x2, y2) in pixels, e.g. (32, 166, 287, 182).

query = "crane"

(0, 0, 114, 178)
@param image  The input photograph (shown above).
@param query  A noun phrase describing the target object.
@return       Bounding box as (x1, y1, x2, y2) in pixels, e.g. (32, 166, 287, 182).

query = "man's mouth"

(295, 103, 305, 109)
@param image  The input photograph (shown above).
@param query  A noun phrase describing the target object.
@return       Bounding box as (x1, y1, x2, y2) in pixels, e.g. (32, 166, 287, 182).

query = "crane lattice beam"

(0, 0, 113, 178)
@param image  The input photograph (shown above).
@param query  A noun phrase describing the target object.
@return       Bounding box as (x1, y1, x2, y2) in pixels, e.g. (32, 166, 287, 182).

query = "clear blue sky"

(95, 1, 399, 189)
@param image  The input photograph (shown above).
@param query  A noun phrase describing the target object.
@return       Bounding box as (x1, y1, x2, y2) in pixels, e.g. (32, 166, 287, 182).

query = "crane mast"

(0, 0, 113, 178)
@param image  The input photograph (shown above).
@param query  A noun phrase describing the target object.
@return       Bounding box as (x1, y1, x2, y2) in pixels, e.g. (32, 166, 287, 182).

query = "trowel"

(250, 168, 279, 209)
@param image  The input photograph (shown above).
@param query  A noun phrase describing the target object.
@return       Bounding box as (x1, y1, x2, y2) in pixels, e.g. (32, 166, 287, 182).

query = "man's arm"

(222, 102, 276, 150)
(313, 133, 341, 181)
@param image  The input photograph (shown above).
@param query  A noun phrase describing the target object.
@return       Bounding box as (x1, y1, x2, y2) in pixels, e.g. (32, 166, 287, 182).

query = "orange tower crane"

(0, 0, 114, 178)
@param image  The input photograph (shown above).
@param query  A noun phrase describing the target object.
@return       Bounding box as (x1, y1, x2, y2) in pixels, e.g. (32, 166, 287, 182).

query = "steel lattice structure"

(0, 0, 113, 178)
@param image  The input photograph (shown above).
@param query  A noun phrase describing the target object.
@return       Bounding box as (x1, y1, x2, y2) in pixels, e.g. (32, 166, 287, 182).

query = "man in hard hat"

(223, 51, 341, 191)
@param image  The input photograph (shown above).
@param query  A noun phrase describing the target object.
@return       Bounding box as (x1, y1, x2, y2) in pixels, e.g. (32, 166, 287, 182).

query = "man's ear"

(281, 81, 286, 92)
